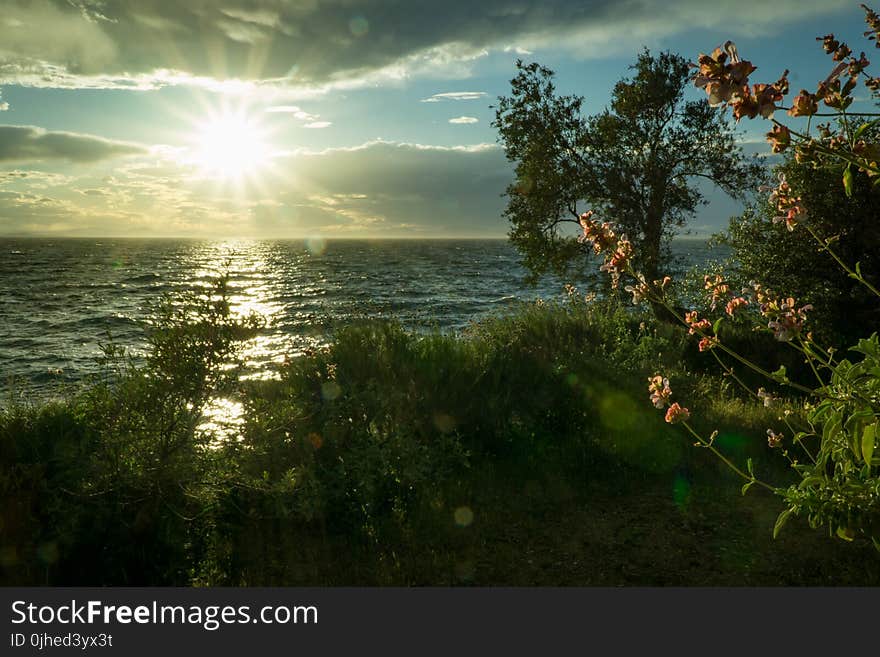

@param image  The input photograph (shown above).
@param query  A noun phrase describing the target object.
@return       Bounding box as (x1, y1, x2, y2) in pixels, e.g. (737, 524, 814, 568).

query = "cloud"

(265, 105, 317, 120)
(303, 121, 332, 129)
(421, 91, 489, 103)
(0, 125, 146, 163)
(0, 140, 514, 237)
(0, 1, 853, 91)
(449, 116, 479, 124)
(261, 140, 512, 235)
(0, 88, 7, 111)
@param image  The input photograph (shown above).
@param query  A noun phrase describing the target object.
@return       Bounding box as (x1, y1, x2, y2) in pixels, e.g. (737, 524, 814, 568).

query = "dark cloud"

(0, 125, 145, 162)
(0, 1, 850, 88)
(272, 140, 512, 235)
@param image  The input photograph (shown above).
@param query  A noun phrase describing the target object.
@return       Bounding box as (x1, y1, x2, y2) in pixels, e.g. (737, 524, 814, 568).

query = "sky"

(0, 0, 875, 238)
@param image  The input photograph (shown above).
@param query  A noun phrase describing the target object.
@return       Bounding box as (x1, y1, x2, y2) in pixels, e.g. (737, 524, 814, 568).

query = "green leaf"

(843, 164, 854, 198)
(746, 457, 754, 477)
(853, 121, 872, 141)
(773, 508, 793, 539)
(863, 423, 877, 469)
(741, 480, 755, 495)
(713, 317, 724, 335)
(770, 365, 788, 383)
(836, 526, 855, 542)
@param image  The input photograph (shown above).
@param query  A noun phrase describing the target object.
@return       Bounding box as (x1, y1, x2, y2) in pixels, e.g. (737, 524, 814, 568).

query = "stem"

(795, 337, 826, 388)
(771, 119, 880, 176)
(775, 110, 880, 117)
(680, 420, 776, 492)
(710, 349, 758, 398)
(804, 224, 880, 298)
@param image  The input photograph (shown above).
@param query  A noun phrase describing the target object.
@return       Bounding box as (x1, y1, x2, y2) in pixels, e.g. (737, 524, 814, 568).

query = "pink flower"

(648, 375, 673, 409)
(704, 274, 730, 309)
(665, 403, 690, 424)
(764, 296, 813, 341)
(766, 429, 783, 448)
(698, 337, 718, 352)
(788, 90, 819, 117)
(766, 124, 791, 153)
(725, 296, 749, 317)
(684, 310, 712, 335)
(624, 275, 650, 305)
(765, 173, 807, 230)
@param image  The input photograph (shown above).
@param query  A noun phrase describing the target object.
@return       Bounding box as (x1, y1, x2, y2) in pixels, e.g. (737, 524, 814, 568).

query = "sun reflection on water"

(198, 397, 245, 443)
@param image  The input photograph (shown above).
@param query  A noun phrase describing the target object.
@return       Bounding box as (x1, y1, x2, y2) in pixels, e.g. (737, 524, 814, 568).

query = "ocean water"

(0, 238, 729, 398)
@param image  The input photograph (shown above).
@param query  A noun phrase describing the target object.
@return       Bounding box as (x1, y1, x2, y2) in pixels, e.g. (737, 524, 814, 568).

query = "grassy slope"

(2, 298, 878, 585)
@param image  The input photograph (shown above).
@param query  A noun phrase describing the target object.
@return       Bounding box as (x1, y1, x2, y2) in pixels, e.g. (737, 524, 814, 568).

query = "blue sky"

(0, 0, 875, 237)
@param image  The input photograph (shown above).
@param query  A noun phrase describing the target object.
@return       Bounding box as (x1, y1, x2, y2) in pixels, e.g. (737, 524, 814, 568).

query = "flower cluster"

(692, 42, 788, 120)
(766, 429, 784, 448)
(693, 8, 880, 177)
(648, 376, 691, 424)
(578, 210, 632, 288)
(648, 375, 672, 409)
(762, 174, 807, 231)
(684, 310, 711, 335)
(578, 210, 617, 255)
(704, 274, 730, 309)
(665, 403, 691, 425)
(766, 124, 791, 153)
(725, 296, 749, 317)
(751, 283, 814, 342)
(623, 274, 671, 306)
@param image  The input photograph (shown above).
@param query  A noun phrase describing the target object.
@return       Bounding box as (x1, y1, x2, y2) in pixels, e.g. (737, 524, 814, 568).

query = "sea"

(0, 238, 730, 399)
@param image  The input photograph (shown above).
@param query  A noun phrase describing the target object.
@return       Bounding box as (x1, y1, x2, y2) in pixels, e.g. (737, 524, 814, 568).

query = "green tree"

(492, 50, 763, 287)
(721, 151, 880, 346)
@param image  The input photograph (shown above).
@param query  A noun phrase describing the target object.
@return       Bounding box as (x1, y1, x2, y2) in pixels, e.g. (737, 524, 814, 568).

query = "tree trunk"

(643, 188, 683, 325)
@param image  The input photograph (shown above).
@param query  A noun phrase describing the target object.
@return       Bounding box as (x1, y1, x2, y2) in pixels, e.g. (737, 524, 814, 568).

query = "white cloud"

(0, 1, 854, 92)
(303, 121, 332, 129)
(449, 116, 479, 124)
(421, 91, 489, 103)
(265, 105, 317, 120)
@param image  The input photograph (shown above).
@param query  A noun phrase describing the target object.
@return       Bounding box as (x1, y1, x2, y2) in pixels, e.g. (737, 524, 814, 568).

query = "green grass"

(1, 297, 877, 586)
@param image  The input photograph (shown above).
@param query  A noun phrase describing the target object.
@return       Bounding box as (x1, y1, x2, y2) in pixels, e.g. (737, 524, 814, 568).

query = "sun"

(192, 110, 271, 180)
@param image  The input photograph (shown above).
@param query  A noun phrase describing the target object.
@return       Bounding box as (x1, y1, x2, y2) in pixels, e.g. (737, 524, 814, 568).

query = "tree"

(721, 150, 880, 346)
(492, 50, 763, 288)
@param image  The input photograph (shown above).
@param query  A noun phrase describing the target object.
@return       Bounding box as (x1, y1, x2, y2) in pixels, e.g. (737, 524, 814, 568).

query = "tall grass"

(3, 294, 871, 585)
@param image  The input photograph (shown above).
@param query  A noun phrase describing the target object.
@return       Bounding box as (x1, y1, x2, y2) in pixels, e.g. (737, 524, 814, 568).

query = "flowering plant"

(578, 5, 880, 547)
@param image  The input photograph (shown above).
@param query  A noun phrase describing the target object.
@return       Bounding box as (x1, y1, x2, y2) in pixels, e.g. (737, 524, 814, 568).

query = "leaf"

(713, 317, 724, 335)
(741, 480, 755, 495)
(769, 365, 788, 383)
(746, 457, 754, 477)
(863, 423, 877, 469)
(843, 164, 854, 198)
(773, 507, 793, 539)
(836, 526, 855, 542)
(853, 121, 872, 141)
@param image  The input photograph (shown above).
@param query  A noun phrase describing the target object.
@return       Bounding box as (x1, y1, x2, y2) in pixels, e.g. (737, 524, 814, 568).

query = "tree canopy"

(721, 150, 880, 346)
(492, 50, 763, 285)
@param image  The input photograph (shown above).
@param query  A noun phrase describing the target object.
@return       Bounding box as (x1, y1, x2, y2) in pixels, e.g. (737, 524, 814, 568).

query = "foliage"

(0, 275, 260, 584)
(720, 153, 880, 345)
(492, 50, 762, 285)
(572, 5, 880, 550)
